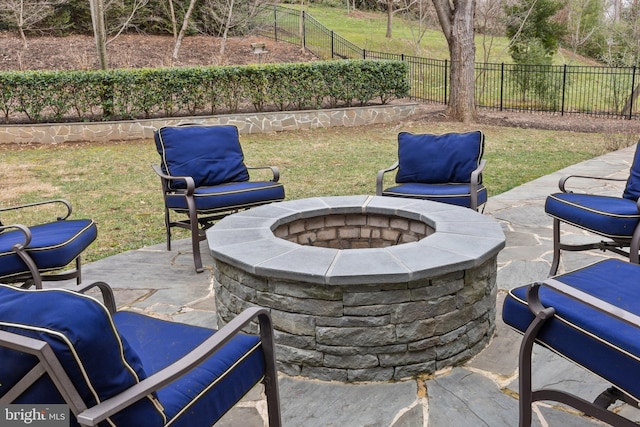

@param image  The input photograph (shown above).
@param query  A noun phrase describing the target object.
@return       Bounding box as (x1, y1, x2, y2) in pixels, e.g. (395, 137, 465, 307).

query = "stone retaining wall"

(0, 103, 417, 144)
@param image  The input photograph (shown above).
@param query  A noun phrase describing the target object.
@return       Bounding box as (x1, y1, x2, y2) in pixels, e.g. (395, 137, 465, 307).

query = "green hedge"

(0, 60, 409, 124)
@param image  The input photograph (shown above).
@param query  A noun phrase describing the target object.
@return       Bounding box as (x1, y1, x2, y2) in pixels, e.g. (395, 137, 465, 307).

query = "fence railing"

(253, 5, 640, 120)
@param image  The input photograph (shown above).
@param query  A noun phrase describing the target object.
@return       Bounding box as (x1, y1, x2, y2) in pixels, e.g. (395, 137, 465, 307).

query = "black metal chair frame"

(518, 278, 640, 427)
(0, 199, 88, 289)
(0, 282, 282, 427)
(549, 174, 640, 276)
(152, 164, 281, 273)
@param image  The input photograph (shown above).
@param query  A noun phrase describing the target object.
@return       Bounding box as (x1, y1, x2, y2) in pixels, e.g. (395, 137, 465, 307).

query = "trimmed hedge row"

(0, 60, 410, 124)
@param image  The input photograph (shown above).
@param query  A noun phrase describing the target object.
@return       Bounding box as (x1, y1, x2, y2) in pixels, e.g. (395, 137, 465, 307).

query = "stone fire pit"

(207, 195, 505, 382)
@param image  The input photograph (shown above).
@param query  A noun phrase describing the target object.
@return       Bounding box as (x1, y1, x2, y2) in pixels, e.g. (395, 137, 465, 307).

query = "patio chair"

(0, 199, 97, 289)
(545, 143, 640, 275)
(0, 281, 281, 427)
(153, 124, 285, 273)
(376, 130, 487, 211)
(502, 259, 640, 427)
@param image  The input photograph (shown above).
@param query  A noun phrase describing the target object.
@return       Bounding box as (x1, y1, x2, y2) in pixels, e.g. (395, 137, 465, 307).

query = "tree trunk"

(432, 0, 477, 122)
(89, 0, 108, 70)
(173, 0, 198, 61)
(386, 0, 393, 38)
(219, 0, 235, 56)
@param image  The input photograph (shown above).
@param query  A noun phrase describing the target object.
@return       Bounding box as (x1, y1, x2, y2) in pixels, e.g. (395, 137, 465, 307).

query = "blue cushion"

(0, 285, 164, 427)
(382, 183, 487, 208)
(166, 181, 285, 213)
(395, 131, 484, 184)
(0, 219, 97, 280)
(502, 259, 640, 401)
(545, 193, 640, 238)
(623, 143, 640, 201)
(113, 311, 265, 427)
(155, 125, 250, 189)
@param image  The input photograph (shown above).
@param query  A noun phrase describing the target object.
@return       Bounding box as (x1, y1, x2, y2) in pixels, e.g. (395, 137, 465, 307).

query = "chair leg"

(186, 199, 204, 273)
(164, 205, 172, 251)
(75, 257, 82, 286)
(549, 218, 561, 276)
(258, 312, 282, 427)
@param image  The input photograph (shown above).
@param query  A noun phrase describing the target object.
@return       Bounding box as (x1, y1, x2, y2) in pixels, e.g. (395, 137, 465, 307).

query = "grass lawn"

(1, 119, 634, 264)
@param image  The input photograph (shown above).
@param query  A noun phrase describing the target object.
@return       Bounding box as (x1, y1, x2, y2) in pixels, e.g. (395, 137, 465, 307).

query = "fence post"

(444, 59, 448, 104)
(273, 5, 278, 41)
(630, 66, 637, 120)
(561, 64, 567, 116)
(331, 31, 335, 59)
(500, 63, 504, 111)
(302, 11, 306, 49)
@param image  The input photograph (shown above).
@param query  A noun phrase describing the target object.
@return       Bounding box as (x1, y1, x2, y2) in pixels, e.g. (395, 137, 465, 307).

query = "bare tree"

(402, 0, 438, 53)
(106, 0, 150, 44)
(380, 0, 418, 38)
(89, 0, 108, 69)
(172, 0, 198, 60)
(201, 0, 272, 57)
(0, 0, 69, 47)
(475, 0, 504, 63)
(432, 0, 477, 122)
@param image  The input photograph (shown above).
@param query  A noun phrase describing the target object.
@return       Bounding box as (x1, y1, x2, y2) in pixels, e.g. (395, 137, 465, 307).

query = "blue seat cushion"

(0, 219, 97, 280)
(113, 311, 266, 427)
(166, 181, 285, 213)
(502, 259, 640, 402)
(0, 285, 164, 426)
(545, 193, 640, 239)
(155, 125, 250, 189)
(395, 131, 484, 184)
(382, 183, 487, 208)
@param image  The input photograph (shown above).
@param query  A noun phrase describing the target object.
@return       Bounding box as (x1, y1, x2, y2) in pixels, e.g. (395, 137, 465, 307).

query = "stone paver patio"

(66, 144, 639, 426)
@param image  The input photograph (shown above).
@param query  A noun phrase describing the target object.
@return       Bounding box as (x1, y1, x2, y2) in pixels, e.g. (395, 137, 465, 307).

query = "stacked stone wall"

(214, 256, 498, 382)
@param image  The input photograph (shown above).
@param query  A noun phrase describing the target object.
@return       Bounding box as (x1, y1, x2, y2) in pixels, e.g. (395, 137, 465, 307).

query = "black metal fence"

(253, 5, 640, 119)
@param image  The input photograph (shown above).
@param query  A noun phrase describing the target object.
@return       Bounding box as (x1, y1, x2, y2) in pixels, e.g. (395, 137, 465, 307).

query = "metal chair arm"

(528, 279, 640, 328)
(76, 307, 277, 426)
(0, 199, 73, 221)
(151, 164, 196, 195)
(0, 224, 32, 248)
(559, 174, 628, 193)
(75, 281, 117, 314)
(376, 162, 399, 195)
(247, 165, 280, 182)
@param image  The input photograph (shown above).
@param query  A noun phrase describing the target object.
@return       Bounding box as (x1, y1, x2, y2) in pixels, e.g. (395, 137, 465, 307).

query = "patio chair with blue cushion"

(545, 142, 640, 275)
(503, 259, 640, 427)
(0, 199, 97, 289)
(376, 130, 487, 211)
(153, 124, 285, 273)
(0, 281, 281, 426)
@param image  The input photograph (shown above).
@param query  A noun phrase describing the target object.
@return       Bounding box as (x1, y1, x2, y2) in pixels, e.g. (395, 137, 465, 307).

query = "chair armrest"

(0, 224, 32, 248)
(75, 281, 117, 314)
(376, 162, 399, 195)
(151, 164, 195, 195)
(470, 159, 486, 185)
(76, 307, 276, 426)
(247, 166, 280, 182)
(558, 174, 628, 193)
(0, 199, 72, 221)
(527, 278, 640, 327)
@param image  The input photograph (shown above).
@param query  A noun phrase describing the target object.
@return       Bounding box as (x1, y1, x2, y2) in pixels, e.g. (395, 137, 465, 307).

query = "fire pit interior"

(274, 213, 434, 249)
(208, 195, 505, 382)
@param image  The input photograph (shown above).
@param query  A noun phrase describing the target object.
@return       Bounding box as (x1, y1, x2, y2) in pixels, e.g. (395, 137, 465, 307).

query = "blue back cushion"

(0, 285, 164, 425)
(155, 125, 250, 188)
(395, 131, 484, 184)
(623, 143, 640, 201)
